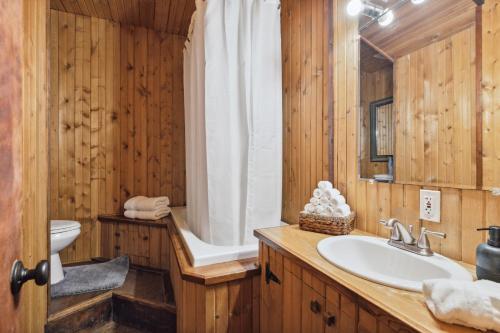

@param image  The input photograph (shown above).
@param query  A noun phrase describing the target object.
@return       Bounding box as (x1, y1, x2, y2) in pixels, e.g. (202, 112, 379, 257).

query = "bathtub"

(171, 207, 262, 267)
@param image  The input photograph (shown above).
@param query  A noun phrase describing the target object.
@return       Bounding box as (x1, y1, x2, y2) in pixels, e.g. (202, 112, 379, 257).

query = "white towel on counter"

(124, 207, 171, 220)
(332, 204, 351, 218)
(124, 196, 170, 211)
(423, 279, 500, 332)
(317, 180, 333, 190)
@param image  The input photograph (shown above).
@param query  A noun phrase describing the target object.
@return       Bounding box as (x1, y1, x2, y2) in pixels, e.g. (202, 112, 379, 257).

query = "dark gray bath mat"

(51, 256, 129, 298)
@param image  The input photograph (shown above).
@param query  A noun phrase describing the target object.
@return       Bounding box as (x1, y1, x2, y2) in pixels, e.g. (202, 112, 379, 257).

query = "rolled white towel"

(329, 194, 346, 208)
(322, 205, 335, 217)
(332, 204, 351, 218)
(304, 203, 317, 214)
(318, 180, 333, 190)
(319, 196, 330, 206)
(124, 207, 171, 220)
(315, 205, 327, 216)
(309, 197, 320, 205)
(422, 279, 500, 332)
(124, 196, 170, 211)
(320, 188, 341, 200)
(313, 188, 323, 198)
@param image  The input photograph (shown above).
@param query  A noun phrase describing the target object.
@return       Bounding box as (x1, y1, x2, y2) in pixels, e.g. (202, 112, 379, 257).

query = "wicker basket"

(299, 211, 355, 235)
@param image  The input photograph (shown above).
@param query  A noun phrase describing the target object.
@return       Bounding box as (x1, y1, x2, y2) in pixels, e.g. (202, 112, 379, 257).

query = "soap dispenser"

(476, 226, 500, 283)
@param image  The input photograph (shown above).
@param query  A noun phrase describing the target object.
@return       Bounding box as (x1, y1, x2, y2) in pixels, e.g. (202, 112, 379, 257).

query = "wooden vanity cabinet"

(259, 241, 417, 333)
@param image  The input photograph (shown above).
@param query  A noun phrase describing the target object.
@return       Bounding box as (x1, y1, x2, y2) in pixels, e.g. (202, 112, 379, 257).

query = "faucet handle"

(417, 227, 446, 254)
(379, 218, 401, 241)
(379, 219, 392, 229)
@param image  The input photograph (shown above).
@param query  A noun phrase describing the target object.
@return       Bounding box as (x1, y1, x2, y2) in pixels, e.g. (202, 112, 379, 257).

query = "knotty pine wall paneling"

(331, 0, 500, 266)
(281, 0, 333, 224)
(394, 26, 477, 188)
(482, 0, 500, 189)
(49, 9, 186, 264)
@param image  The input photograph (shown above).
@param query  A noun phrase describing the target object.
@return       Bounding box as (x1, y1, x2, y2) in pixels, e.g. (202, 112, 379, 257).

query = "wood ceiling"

(51, 0, 196, 35)
(360, 0, 477, 59)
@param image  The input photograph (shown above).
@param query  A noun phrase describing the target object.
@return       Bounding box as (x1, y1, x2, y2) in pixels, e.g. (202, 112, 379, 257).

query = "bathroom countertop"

(255, 225, 482, 333)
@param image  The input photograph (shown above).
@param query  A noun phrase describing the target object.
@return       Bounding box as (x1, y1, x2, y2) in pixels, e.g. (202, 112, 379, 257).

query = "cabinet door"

(324, 286, 340, 333)
(301, 283, 326, 333)
(283, 269, 302, 333)
(358, 307, 378, 333)
(339, 293, 358, 333)
(260, 242, 284, 333)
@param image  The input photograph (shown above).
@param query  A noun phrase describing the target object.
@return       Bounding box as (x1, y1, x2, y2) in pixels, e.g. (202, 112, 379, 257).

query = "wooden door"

(0, 0, 49, 332)
(260, 242, 284, 333)
(301, 283, 326, 333)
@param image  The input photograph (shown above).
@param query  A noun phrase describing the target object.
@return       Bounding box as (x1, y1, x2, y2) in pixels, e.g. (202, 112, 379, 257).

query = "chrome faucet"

(379, 219, 446, 256)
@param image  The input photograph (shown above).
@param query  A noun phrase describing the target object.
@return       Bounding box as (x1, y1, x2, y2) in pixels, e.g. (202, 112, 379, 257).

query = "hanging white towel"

(124, 208, 171, 220)
(317, 180, 333, 190)
(422, 279, 500, 332)
(124, 196, 170, 211)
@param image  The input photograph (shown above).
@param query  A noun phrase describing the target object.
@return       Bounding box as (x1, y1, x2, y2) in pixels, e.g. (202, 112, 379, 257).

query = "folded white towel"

(309, 197, 320, 205)
(320, 188, 341, 200)
(124, 196, 170, 211)
(332, 204, 351, 218)
(124, 207, 171, 220)
(322, 205, 335, 217)
(304, 203, 317, 214)
(319, 196, 331, 206)
(318, 180, 333, 190)
(423, 279, 500, 332)
(329, 194, 346, 208)
(313, 188, 323, 198)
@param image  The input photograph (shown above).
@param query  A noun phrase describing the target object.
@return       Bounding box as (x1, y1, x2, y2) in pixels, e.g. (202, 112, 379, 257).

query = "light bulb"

(411, 0, 426, 4)
(347, 0, 364, 16)
(378, 10, 394, 27)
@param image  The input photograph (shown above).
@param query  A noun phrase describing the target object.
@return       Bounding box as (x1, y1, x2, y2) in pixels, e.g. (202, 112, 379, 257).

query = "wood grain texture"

(49, 10, 186, 264)
(51, 0, 196, 36)
(359, 65, 393, 179)
(482, 0, 500, 189)
(281, 0, 333, 224)
(394, 26, 477, 188)
(327, 0, 499, 266)
(169, 219, 260, 333)
(360, 0, 476, 59)
(21, 0, 50, 331)
(256, 226, 479, 333)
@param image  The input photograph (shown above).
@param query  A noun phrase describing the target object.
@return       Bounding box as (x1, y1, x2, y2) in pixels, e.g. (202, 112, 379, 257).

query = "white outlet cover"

(420, 190, 441, 223)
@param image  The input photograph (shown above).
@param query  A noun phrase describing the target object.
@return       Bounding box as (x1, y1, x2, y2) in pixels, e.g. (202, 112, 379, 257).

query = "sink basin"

(317, 235, 472, 292)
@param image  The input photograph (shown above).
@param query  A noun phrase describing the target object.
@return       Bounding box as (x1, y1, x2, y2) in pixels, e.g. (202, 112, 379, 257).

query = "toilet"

(50, 220, 81, 285)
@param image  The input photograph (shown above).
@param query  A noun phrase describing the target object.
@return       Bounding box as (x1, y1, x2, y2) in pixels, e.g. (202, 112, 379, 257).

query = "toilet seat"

(51, 220, 81, 234)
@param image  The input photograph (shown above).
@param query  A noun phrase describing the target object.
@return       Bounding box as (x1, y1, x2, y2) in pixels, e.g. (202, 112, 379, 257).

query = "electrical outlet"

(420, 190, 441, 222)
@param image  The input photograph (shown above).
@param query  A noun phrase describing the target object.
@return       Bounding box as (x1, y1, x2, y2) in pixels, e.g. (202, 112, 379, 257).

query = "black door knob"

(10, 260, 49, 295)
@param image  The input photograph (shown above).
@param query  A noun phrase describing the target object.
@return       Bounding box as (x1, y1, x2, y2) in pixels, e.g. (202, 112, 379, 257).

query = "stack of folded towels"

(124, 196, 171, 220)
(303, 181, 352, 218)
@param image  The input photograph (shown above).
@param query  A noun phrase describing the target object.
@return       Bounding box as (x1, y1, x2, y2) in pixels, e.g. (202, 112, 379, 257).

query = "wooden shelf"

(98, 214, 169, 227)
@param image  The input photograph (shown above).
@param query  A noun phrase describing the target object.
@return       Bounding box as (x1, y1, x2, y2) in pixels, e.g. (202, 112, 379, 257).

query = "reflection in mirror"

(356, 0, 478, 187)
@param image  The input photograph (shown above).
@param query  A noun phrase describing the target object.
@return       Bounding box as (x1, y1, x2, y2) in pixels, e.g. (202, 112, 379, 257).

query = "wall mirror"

(356, 0, 479, 188)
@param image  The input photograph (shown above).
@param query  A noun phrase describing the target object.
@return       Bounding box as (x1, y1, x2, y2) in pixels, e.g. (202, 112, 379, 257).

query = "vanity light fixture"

(411, 0, 426, 4)
(378, 9, 394, 26)
(347, 0, 364, 16)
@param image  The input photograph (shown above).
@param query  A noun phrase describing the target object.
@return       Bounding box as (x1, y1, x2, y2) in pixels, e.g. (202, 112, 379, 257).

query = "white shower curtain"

(184, 0, 282, 246)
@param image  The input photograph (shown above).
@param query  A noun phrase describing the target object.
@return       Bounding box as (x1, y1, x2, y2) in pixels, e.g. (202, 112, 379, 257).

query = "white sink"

(317, 235, 472, 292)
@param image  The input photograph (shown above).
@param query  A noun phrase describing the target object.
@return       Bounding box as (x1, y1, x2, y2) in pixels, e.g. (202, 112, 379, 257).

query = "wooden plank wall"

(281, 0, 333, 224)
(482, 0, 500, 189)
(49, 9, 186, 264)
(169, 236, 260, 333)
(21, 0, 49, 331)
(332, 0, 500, 265)
(394, 26, 477, 188)
(359, 67, 393, 178)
